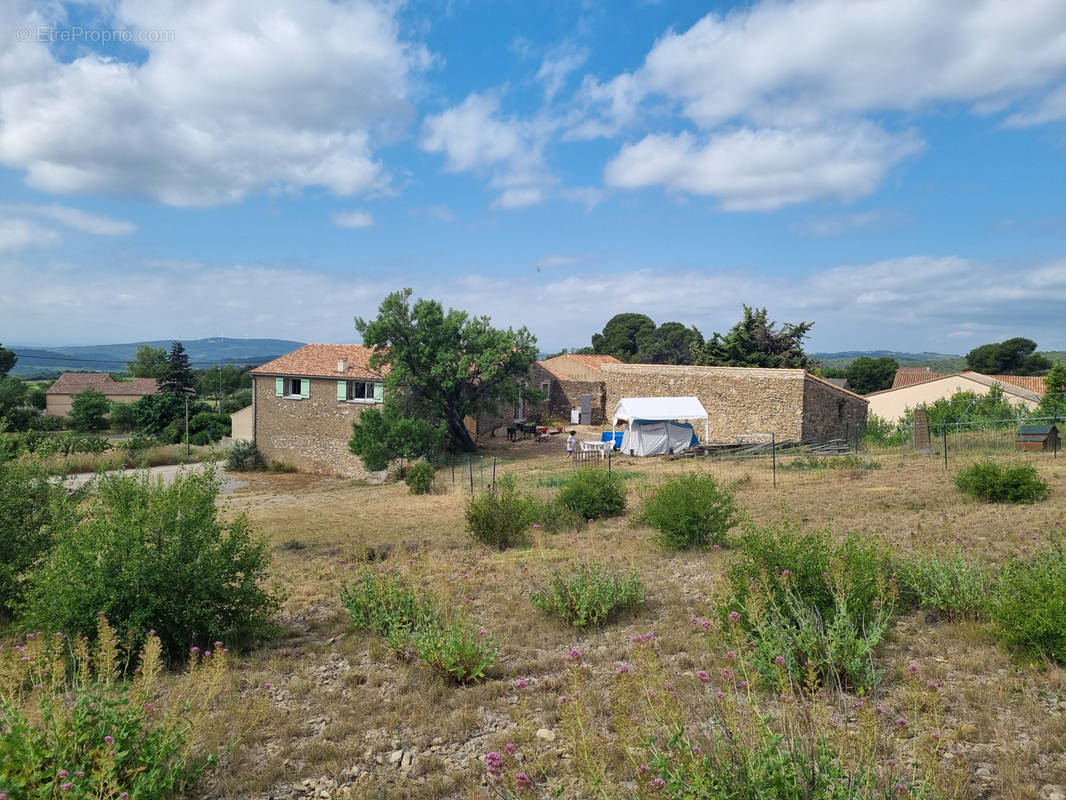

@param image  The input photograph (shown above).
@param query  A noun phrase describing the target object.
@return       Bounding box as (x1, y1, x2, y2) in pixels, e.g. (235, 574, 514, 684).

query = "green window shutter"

(337, 380, 347, 401)
(300, 379, 311, 399)
(275, 378, 284, 397)
(373, 381, 384, 402)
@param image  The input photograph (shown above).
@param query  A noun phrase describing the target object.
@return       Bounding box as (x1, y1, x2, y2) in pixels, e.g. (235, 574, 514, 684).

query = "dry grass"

(178, 443, 1066, 797)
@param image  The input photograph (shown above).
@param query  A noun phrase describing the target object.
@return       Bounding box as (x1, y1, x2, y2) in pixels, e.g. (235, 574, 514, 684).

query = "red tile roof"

(250, 344, 386, 380)
(890, 366, 948, 389)
(46, 373, 158, 397)
(989, 374, 1046, 394)
(562, 354, 624, 369)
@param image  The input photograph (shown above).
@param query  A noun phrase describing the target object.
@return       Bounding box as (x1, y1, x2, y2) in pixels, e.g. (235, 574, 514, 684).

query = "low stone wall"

(603, 364, 807, 442)
(253, 376, 373, 476)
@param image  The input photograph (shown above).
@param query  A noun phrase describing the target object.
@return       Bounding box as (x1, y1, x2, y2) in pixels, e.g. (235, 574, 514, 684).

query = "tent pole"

(704, 418, 708, 444)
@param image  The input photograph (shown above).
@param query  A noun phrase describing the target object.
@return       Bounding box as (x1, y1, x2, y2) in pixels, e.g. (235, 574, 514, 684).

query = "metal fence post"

(469, 455, 474, 494)
(771, 431, 777, 489)
(943, 430, 948, 470)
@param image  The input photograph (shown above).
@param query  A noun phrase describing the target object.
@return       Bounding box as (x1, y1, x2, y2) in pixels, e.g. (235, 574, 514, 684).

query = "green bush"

(722, 520, 893, 690)
(340, 566, 438, 652)
(465, 475, 536, 550)
(21, 468, 280, 664)
(530, 563, 645, 627)
(0, 460, 78, 622)
(412, 620, 499, 684)
(895, 553, 993, 620)
(340, 566, 498, 683)
(558, 469, 626, 520)
(225, 440, 263, 471)
(530, 497, 585, 535)
(642, 472, 739, 550)
(954, 460, 1048, 504)
(0, 617, 228, 799)
(405, 461, 436, 494)
(268, 460, 297, 473)
(991, 542, 1066, 663)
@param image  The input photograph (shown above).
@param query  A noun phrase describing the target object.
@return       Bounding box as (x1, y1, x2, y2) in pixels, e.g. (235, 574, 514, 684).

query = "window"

(275, 377, 309, 399)
(337, 379, 383, 403)
(540, 381, 550, 394)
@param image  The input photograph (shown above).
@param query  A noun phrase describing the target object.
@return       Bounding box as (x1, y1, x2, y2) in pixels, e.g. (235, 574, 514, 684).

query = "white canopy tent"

(611, 396, 709, 456)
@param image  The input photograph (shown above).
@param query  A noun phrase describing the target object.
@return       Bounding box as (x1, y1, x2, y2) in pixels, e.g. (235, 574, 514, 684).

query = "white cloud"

(587, 0, 1066, 131)
(0, 0, 430, 206)
(536, 42, 588, 102)
(425, 204, 456, 222)
(421, 92, 554, 209)
(604, 125, 923, 211)
(22, 205, 135, 236)
(332, 211, 374, 229)
(791, 209, 912, 238)
(0, 219, 60, 251)
(1005, 84, 1066, 127)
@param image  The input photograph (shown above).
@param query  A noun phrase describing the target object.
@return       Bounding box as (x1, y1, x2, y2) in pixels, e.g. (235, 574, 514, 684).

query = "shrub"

(642, 472, 739, 550)
(991, 541, 1066, 663)
(405, 461, 436, 494)
(721, 520, 893, 690)
(69, 388, 111, 432)
(412, 620, 499, 684)
(21, 467, 280, 664)
(0, 460, 78, 623)
(340, 566, 438, 652)
(954, 460, 1048, 504)
(340, 566, 498, 683)
(895, 553, 993, 620)
(558, 469, 626, 520)
(268, 460, 297, 473)
(0, 616, 229, 799)
(225, 440, 263, 471)
(465, 475, 536, 549)
(530, 497, 585, 535)
(530, 563, 645, 627)
(781, 454, 881, 471)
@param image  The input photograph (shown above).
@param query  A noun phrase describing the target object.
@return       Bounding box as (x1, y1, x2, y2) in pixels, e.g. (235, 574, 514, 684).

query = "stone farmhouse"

(528, 354, 623, 425)
(603, 363, 868, 443)
(249, 344, 387, 475)
(45, 373, 158, 417)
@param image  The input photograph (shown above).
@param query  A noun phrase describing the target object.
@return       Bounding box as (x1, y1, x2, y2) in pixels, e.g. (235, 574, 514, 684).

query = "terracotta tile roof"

(989, 374, 1046, 394)
(47, 373, 158, 397)
(250, 344, 387, 380)
(890, 366, 948, 389)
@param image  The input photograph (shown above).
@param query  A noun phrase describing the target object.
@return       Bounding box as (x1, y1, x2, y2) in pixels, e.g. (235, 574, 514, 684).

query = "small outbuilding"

(1016, 424, 1060, 452)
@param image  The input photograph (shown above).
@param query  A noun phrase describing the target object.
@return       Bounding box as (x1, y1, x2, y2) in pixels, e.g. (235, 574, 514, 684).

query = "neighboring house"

(45, 373, 158, 417)
(602, 364, 868, 444)
(249, 344, 387, 475)
(528, 354, 623, 425)
(891, 366, 947, 389)
(229, 404, 254, 441)
(865, 371, 1041, 422)
(823, 377, 852, 392)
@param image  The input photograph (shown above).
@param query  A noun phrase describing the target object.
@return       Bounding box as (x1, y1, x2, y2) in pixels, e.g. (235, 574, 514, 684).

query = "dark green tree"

(1036, 362, 1066, 420)
(355, 289, 540, 454)
(845, 356, 899, 394)
(0, 343, 16, 378)
(0, 377, 29, 427)
(69, 389, 111, 432)
(126, 344, 168, 378)
(591, 313, 655, 362)
(158, 341, 195, 395)
(132, 393, 187, 439)
(966, 338, 1052, 375)
(349, 405, 446, 471)
(635, 322, 704, 364)
(694, 306, 814, 368)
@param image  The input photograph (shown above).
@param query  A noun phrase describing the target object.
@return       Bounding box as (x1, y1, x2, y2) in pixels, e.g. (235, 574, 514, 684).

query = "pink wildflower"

(697, 670, 709, 682)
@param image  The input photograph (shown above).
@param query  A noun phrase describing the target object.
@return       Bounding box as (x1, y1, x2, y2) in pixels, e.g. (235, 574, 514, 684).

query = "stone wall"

(527, 364, 608, 424)
(603, 364, 808, 442)
(253, 376, 375, 476)
(801, 375, 869, 443)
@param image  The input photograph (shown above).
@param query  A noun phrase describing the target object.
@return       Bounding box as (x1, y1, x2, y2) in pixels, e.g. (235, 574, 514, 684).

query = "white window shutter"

(275, 378, 283, 397)
(373, 381, 384, 402)
(300, 379, 310, 399)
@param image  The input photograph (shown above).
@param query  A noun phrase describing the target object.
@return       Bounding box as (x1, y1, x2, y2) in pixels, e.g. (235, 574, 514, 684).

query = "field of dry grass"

(188, 438, 1066, 800)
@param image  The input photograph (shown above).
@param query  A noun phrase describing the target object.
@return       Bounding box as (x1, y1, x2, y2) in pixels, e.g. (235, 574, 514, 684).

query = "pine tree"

(158, 341, 194, 395)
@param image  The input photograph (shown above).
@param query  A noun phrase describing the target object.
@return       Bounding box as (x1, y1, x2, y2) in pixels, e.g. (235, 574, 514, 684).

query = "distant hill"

(8, 338, 305, 377)
(812, 351, 963, 370)
(813, 350, 1065, 373)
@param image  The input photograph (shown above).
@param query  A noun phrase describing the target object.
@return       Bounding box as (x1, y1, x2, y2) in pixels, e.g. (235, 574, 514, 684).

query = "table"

(580, 440, 614, 458)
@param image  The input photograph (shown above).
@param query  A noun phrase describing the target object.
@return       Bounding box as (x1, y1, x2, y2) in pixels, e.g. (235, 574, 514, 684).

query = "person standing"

(565, 431, 576, 459)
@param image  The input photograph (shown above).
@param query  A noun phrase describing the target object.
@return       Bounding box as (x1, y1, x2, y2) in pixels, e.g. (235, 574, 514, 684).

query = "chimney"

(336, 358, 348, 373)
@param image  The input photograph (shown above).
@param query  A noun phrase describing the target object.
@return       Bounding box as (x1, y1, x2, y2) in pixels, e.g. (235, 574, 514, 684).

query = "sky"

(2, 0, 1066, 354)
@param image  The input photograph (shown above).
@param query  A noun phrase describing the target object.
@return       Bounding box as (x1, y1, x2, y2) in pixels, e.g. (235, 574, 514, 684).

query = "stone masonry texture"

(602, 364, 867, 443)
(254, 376, 374, 477)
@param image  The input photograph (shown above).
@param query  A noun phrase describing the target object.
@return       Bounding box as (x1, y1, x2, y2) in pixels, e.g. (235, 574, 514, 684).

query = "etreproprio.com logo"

(17, 26, 175, 44)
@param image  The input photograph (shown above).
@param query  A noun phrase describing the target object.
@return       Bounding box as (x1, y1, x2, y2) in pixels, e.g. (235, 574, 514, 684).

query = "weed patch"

(530, 563, 645, 628)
